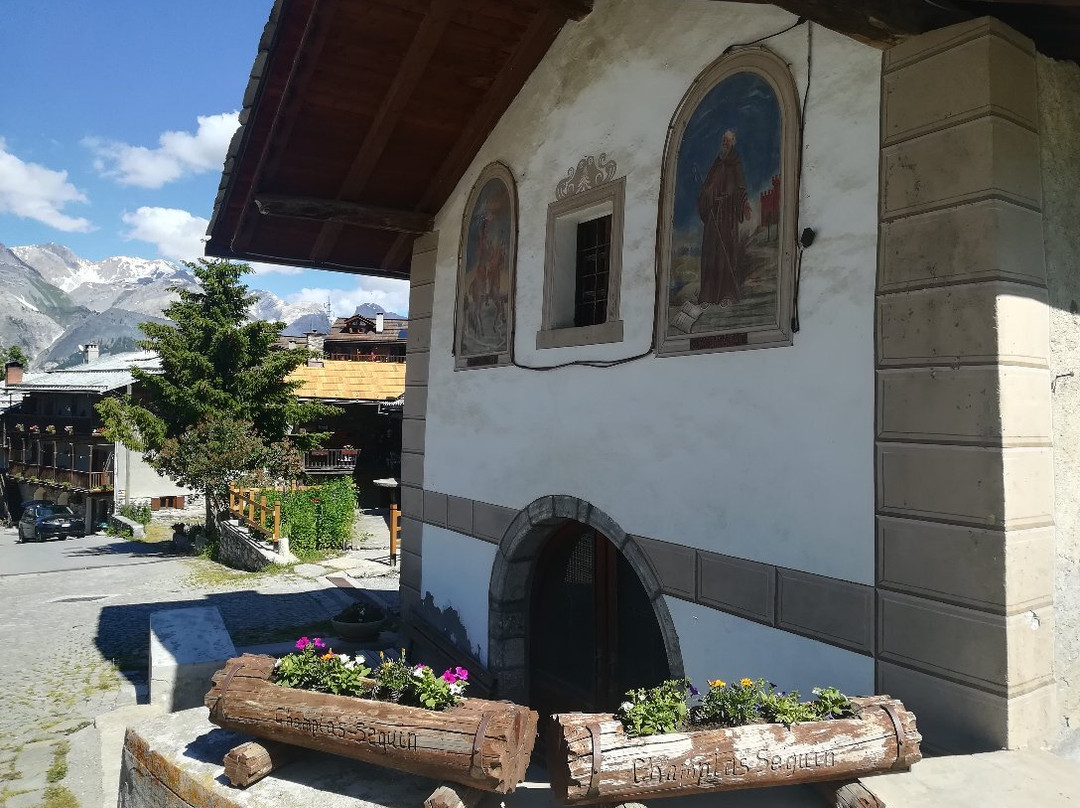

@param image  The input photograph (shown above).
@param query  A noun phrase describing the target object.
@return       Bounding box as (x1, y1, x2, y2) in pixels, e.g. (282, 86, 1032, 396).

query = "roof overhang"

(206, 0, 592, 279)
(207, 0, 1079, 280)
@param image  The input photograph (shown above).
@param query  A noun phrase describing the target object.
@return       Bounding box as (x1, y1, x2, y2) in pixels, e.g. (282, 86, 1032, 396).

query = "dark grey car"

(17, 504, 85, 542)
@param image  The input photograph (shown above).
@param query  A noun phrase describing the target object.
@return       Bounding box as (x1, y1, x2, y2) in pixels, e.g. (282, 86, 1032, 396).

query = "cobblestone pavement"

(0, 523, 399, 808)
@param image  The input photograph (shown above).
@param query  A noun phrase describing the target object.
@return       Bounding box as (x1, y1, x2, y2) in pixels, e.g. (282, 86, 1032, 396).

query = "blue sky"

(0, 0, 410, 315)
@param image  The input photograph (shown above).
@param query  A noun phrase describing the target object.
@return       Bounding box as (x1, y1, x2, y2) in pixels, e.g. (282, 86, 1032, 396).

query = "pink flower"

(442, 670, 458, 684)
(295, 637, 310, 650)
(312, 637, 326, 648)
(454, 667, 469, 681)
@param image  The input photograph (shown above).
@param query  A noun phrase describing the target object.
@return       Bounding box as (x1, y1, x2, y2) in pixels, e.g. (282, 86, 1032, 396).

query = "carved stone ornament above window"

(555, 154, 618, 201)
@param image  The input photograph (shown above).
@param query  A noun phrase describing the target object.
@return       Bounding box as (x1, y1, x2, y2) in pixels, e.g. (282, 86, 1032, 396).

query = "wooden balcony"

(7, 460, 114, 493)
(303, 448, 358, 474)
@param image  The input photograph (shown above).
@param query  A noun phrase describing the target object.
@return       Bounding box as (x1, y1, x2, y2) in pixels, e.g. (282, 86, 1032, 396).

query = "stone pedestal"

(149, 606, 237, 712)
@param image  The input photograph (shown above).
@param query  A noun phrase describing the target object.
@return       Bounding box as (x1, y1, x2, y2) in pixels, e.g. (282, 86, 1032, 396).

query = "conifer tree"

(97, 258, 336, 530)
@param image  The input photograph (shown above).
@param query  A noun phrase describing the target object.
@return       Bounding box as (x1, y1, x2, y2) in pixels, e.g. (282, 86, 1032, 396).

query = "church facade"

(207, 0, 1080, 755)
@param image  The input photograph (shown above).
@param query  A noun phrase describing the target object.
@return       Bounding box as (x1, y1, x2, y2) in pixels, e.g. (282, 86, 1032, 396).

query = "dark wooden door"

(529, 522, 669, 736)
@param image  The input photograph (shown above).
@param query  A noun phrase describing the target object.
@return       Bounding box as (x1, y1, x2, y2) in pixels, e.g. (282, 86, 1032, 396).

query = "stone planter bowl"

(330, 603, 388, 641)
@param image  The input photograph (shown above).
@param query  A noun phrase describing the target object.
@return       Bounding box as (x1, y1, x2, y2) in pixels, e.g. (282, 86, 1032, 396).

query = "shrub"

(264, 478, 356, 557)
(617, 679, 694, 737)
(120, 503, 152, 525)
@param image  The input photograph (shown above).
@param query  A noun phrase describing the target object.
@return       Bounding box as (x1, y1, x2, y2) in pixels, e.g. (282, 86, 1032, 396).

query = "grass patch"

(182, 557, 298, 588)
(141, 523, 173, 544)
(41, 785, 78, 808)
(45, 742, 68, 784)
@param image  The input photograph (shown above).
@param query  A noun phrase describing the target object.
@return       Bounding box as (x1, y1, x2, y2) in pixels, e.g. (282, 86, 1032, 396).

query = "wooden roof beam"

(309, 0, 460, 262)
(233, 0, 339, 256)
(255, 194, 434, 234)
(380, 5, 573, 270)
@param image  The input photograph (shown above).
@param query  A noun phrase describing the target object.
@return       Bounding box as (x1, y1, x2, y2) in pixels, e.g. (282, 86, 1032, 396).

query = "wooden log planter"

(547, 696, 921, 805)
(204, 654, 538, 794)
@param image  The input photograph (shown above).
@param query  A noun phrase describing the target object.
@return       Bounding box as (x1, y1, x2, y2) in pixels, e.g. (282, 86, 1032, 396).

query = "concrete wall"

(667, 598, 874, 698)
(419, 0, 882, 607)
(114, 443, 195, 505)
(1039, 52, 1080, 735)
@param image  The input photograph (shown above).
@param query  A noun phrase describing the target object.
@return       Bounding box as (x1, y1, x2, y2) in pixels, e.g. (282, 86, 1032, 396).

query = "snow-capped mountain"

(2, 243, 330, 369)
(247, 288, 327, 325)
(11, 244, 182, 293)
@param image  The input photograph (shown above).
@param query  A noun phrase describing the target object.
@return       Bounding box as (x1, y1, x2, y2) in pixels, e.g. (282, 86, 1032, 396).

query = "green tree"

(96, 258, 336, 531)
(2, 345, 31, 365)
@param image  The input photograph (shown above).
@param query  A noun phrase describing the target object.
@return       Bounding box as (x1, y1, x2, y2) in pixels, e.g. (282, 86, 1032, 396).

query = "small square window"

(537, 177, 625, 350)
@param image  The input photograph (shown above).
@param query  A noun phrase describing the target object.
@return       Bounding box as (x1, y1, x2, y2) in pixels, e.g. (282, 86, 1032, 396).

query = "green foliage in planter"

(617, 679, 694, 737)
(120, 503, 152, 525)
(617, 677, 854, 737)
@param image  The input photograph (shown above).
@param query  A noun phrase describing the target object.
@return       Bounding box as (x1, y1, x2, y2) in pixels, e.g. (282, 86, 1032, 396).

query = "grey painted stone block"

(698, 551, 776, 624)
(149, 606, 236, 713)
(634, 535, 696, 600)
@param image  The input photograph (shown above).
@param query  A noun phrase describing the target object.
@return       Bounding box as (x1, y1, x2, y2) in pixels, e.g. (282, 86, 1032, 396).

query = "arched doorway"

(487, 496, 684, 724)
(530, 521, 671, 723)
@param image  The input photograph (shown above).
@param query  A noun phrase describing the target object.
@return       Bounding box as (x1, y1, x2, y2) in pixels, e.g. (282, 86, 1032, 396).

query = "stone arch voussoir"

(487, 495, 684, 704)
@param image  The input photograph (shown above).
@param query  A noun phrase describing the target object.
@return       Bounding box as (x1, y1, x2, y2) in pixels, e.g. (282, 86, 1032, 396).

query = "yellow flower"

(321, 652, 334, 661)
(740, 678, 754, 687)
(708, 679, 726, 689)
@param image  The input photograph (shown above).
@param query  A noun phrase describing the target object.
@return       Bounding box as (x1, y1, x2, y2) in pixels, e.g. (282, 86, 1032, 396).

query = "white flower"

(274, 658, 282, 668)
(620, 701, 633, 713)
(412, 668, 426, 679)
(343, 660, 356, 670)
(355, 655, 366, 665)
(450, 682, 465, 695)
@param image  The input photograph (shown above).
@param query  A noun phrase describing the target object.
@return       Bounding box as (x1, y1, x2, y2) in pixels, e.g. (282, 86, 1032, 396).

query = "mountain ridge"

(1, 243, 329, 369)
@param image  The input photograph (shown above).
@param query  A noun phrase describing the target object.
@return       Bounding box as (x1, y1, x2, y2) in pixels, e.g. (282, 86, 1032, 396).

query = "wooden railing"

(8, 461, 113, 492)
(303, 448, 358, 472)
(228, 486, 284, 555)
(227, 482, 313, 557)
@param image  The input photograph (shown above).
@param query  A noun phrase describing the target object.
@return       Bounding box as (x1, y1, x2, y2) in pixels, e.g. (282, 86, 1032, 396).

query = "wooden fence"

(228, 482, 312, 557)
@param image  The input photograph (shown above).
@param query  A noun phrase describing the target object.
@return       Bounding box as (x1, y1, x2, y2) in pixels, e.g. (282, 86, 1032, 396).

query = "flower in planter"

(29, 425, 39, 434)
(15, 423, 24, 432)
(615, 677, 854, 737)
(64, 425, 74, 435)
(274, 637, 371, 695)
(45, 425, 56, 434)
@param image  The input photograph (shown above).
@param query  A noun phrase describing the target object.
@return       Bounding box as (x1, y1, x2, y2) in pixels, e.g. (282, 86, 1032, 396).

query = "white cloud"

(121, 206, 208, 260)
(0, 138, 93, 232)
(84, 111, 239, 188)
(288, 280, 411, 318)
(250, 261, 306, 276)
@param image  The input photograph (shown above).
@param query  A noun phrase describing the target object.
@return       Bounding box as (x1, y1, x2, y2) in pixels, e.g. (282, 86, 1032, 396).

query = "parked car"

(17, 504, 85, 542)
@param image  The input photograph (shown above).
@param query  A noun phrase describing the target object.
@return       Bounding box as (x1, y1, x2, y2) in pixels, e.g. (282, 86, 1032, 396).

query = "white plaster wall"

(419, 525, 499, 661)
(1039, 53, 1080, 735)
(666, 597, 874, 697)
(114, 444, 195, 503)
(422, 0, 881, 585)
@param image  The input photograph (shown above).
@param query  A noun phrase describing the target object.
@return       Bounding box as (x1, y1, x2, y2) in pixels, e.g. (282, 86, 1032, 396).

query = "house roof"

(12, 352, 160, 394)
(207, 0, 1080, 278)
(324, 316, 408, 344)
(205, 0, 1079, 281)
(205, 0, 591, 277)
(288, 359, 406, 402)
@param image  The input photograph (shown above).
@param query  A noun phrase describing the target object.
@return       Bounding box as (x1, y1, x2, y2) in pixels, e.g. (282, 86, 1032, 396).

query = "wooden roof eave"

(206, 0, 595, 279)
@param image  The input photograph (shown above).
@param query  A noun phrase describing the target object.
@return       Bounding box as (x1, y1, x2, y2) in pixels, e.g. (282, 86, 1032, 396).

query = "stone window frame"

(655, 48, 801, 357)
(453, 161, 518, 371)
(536, 161, 626, 350)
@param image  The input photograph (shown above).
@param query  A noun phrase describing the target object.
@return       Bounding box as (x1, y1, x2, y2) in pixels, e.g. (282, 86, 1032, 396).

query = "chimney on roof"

(375, 313, 384, 333)
(4, 361, 23, 386)
(305, 330, 324, 355)
(82, 342, 100, 364)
